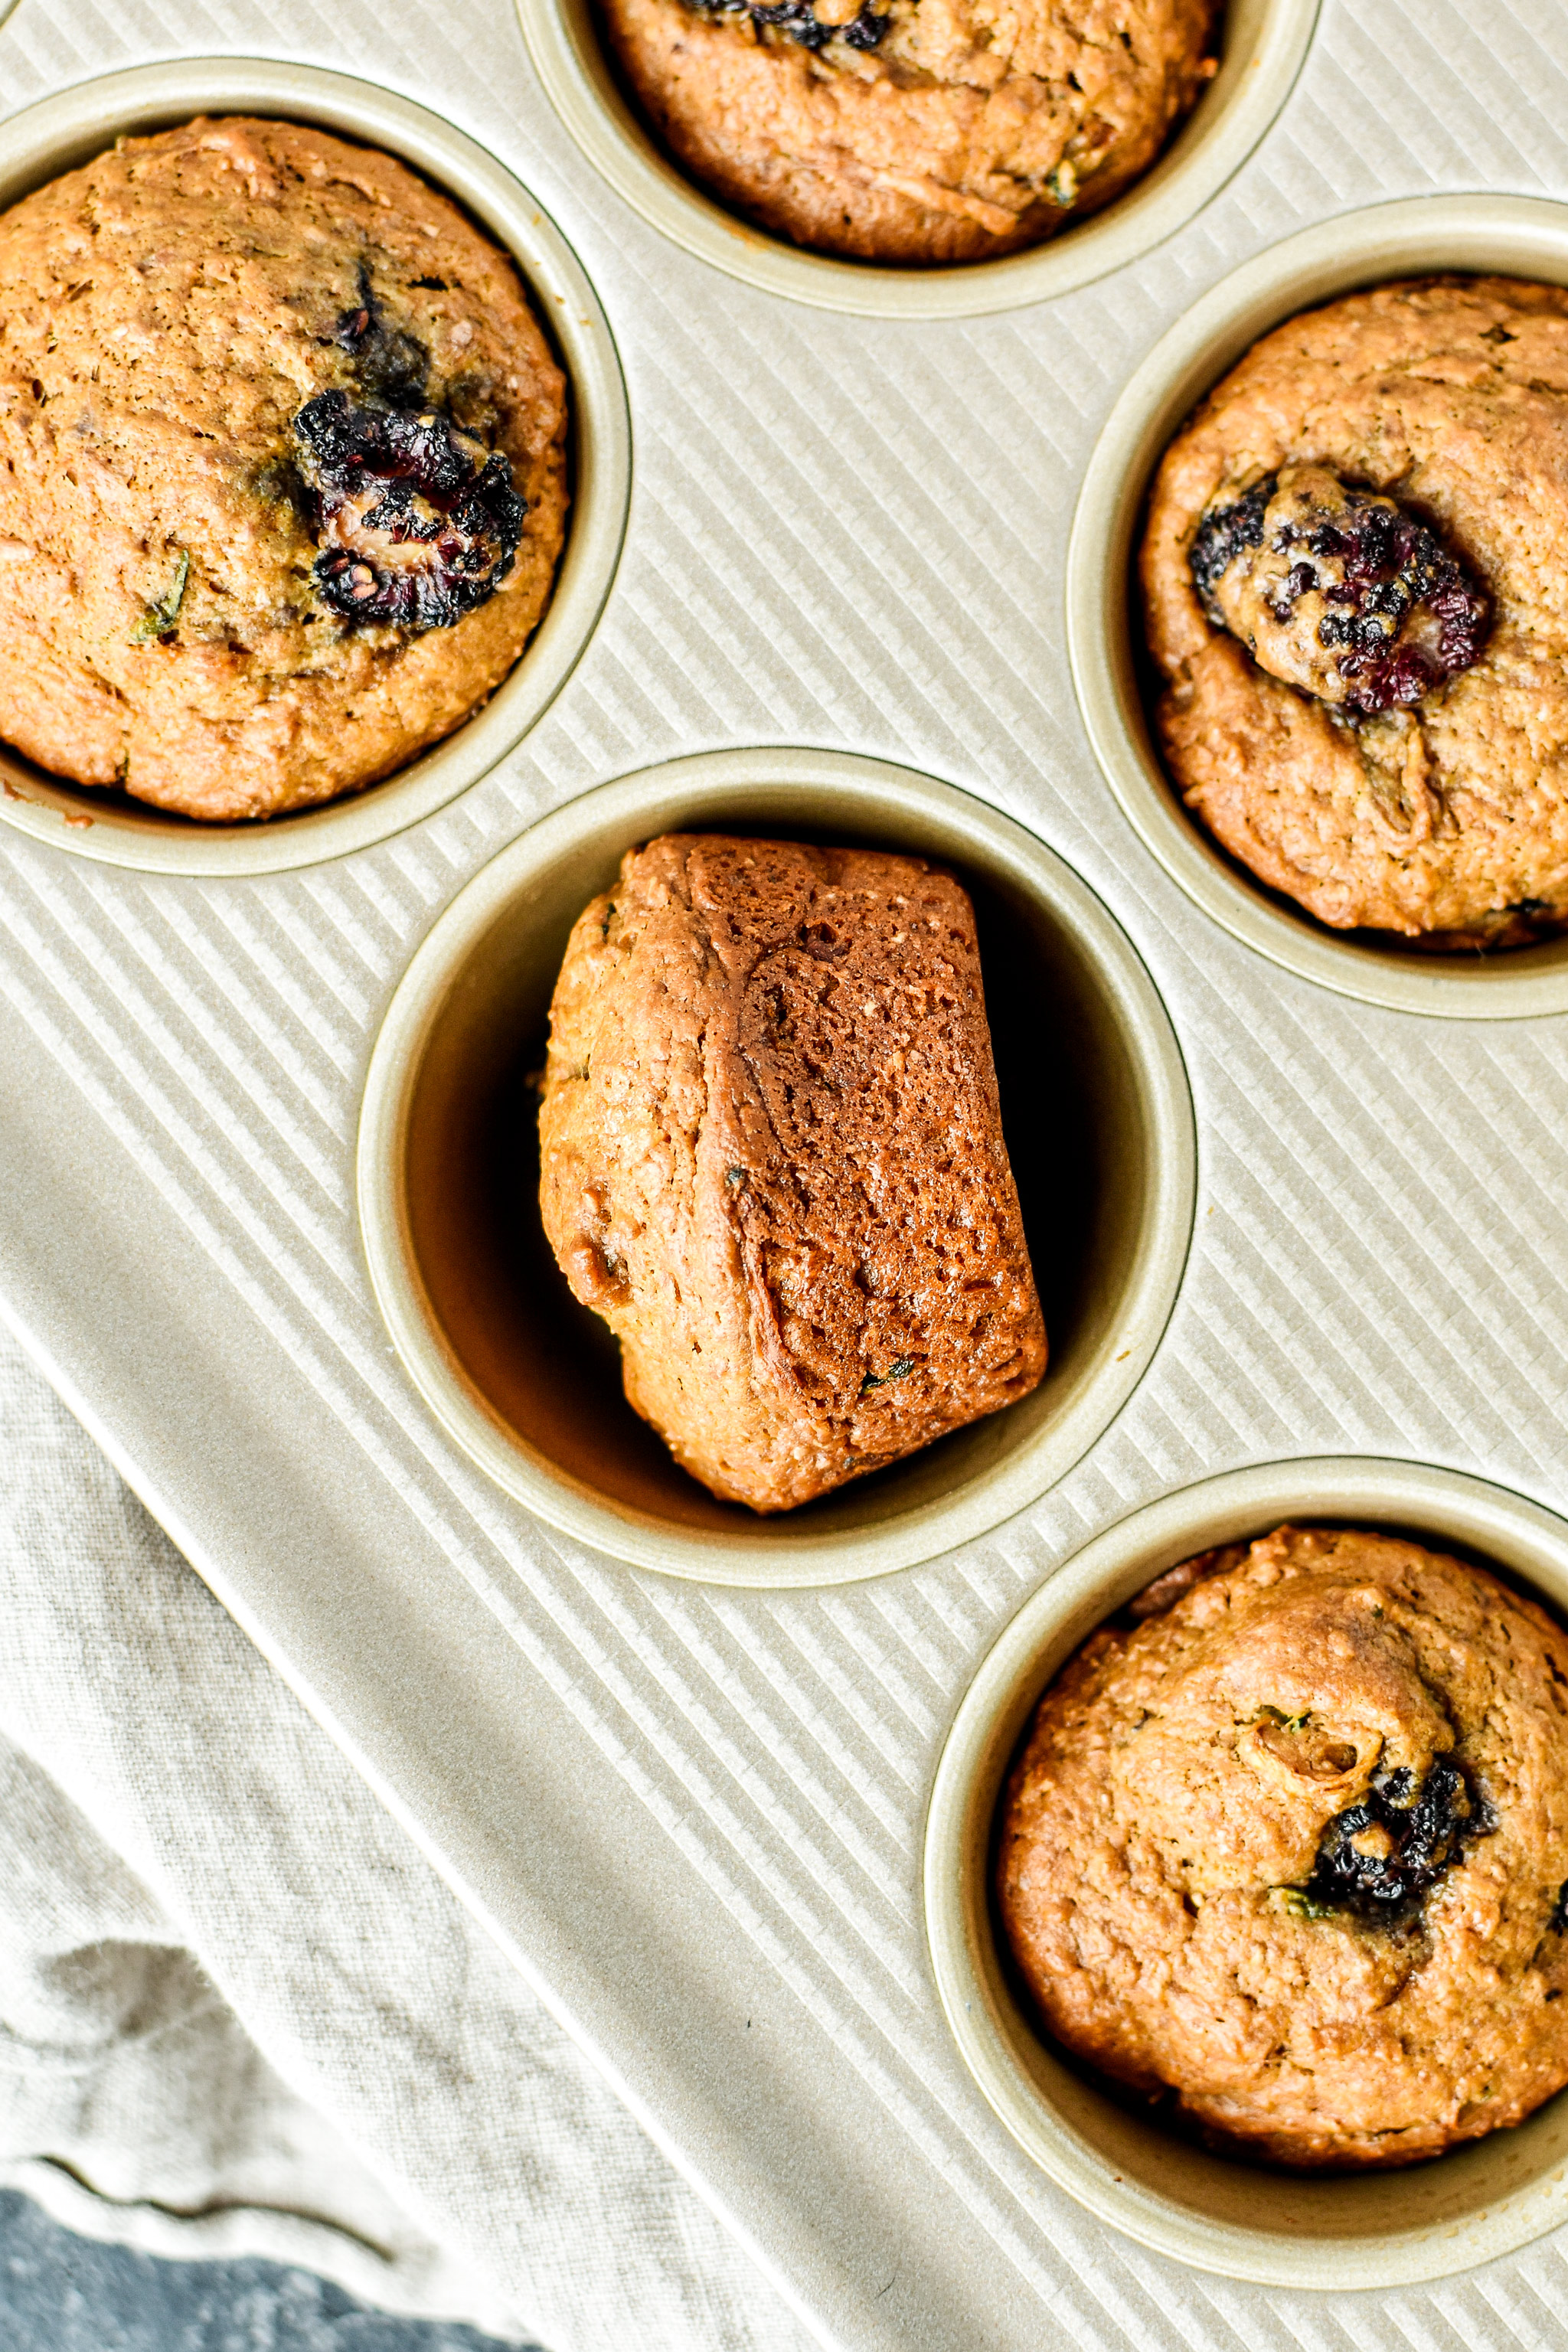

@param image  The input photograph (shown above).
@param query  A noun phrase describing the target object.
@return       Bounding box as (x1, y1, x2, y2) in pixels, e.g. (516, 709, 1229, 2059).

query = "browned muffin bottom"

(1142, 277, 1568, 946)
(998, 1525, 1568, 2169)
(0, 116, 569, 821)
(599, 0, 1218, 264)
(537, 834, 1047, 1512)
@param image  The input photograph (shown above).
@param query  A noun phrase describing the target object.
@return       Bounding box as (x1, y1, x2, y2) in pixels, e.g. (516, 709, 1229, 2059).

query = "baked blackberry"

(292, 390, 526, 635)
(1304, 1757, 1491, 1921)
(1190, 463, 1488, 717)
(681, 0, 888, 48)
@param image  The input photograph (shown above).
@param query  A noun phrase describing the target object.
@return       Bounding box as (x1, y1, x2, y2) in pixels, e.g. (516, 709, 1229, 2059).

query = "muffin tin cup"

(925, 1455, 1568, 2286)
(356, 746, 1196, 1585)
(0, 59, 630, 877)
(1067, 193, 1568, 1018)
(514, 0, 1319, 319)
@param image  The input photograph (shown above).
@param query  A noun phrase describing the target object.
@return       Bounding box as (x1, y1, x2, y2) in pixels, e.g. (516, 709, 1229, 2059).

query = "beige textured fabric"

(0, 1321, 821, 2352)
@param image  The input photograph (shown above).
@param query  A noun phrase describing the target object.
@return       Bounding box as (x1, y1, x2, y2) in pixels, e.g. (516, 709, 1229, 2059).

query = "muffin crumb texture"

(998, 1525, 1568, 2167)
(537, 834, 1047, 1511)
(599, 0, 1218, 263)
(1142, 277, 1568, 946)
(0, 116, 568, 821)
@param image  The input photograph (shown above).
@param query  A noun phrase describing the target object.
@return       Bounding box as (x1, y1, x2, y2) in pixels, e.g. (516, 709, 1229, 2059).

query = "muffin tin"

(515, 0, 1320, 315)
(5, 2, 1568, 2345)
(1069, 192, 1568, 1018)
(926, 1458, 1568, 2285)
(357, 747, 1194, 1583)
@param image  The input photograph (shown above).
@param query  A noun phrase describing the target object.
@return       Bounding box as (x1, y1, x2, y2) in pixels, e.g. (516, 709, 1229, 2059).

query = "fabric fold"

(0, 1325, 818, 2352)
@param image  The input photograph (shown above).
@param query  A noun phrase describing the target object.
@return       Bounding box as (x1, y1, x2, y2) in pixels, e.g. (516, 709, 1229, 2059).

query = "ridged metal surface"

(4, 0, 1568, 2344)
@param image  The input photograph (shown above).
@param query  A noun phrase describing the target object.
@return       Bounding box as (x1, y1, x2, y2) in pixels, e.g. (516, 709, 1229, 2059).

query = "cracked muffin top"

(599, 0, 1218, 264)
(0, 116, 568, 822)
(998, 1524, 1568, 2168)
(1142, 276, 1568, 946)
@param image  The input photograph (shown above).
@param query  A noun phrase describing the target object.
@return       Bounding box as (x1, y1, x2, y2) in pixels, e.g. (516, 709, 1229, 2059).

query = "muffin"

(537, 834, 1047, 1511)
(600, 0, 1219, 264)
(0, 116, 568, 821)
(998, 1524, 1568, 2168)
(1142, 277, 1568, 946)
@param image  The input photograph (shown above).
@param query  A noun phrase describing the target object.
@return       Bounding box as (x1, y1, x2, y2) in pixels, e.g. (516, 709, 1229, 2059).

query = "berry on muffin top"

(1142, 277, 1568, 946)
(0, 116, 568, 822)
(1000, 1524, 1568, 2168)
(599, 0, 1219, 264)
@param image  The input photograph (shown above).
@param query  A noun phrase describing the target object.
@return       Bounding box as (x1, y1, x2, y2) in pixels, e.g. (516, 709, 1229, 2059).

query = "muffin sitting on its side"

(600, 0, 1218, 264)
(0, 116, 568, 821)
(537, 835, 1047, 1511)
(999, 1525, 1568, 2168)
(1142, 277, 1568, 946)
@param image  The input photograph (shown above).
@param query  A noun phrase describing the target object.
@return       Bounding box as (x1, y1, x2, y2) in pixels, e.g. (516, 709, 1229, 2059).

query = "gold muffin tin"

(0, 58, 630, 876)
(925, 1457, 1568, 2285)
(356, 746, 1196, 1584)
(514, 0, 1320, 317)
(5, 8, 1568, 2322)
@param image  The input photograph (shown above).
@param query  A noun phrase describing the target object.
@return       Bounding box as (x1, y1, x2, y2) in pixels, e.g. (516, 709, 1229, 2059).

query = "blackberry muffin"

(0, 116, 568, 821)
(600, 0, 1219, 264)
(999, 1525, 1568, 2168)
(537, 835, 1047, 1511)
(1142, 277, 1568, 946)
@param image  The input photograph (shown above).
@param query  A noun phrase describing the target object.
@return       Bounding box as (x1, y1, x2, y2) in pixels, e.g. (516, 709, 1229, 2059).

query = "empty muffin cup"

(0, 58, 629, 877)
(514, 0, 1318, 318)
(356, 747, 1196, 1585)
(925, 1455, 1568, 2283)
(1067, 193, 1568, 1016)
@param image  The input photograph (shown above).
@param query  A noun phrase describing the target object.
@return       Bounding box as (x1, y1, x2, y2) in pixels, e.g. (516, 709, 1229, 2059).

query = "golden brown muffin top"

(999, 1524, 1568, 2167)
(0, 116, 567, 818)
(1142, 277, 1568, 942)
(601, 0, 1217, 263)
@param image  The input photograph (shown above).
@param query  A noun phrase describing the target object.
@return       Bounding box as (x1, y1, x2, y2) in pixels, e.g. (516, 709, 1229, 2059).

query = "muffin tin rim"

(354, 744, 1198, 1586)
(0, 55, 632, 877)
(924, 1452, 1568, 2286)
(1067, 190, 1568, 1018)
(513, 0, 1321, 320)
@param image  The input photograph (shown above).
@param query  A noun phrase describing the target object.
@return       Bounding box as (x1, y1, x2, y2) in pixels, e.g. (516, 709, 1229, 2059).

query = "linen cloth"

(0, 1317, 821, 2352)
